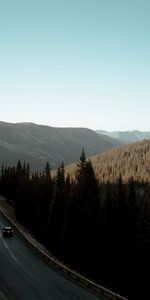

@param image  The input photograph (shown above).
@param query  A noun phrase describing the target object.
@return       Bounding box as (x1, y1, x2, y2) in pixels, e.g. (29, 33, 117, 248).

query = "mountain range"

(96, 130, 150, 143)
(0, 121, 121, 171)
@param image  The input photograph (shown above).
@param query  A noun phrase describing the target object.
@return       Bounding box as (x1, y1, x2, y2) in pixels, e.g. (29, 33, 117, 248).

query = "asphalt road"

(0, 213, 104, 300)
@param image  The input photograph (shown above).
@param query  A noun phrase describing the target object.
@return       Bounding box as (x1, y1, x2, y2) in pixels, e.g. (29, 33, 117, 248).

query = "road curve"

(0, 213, 103, 300)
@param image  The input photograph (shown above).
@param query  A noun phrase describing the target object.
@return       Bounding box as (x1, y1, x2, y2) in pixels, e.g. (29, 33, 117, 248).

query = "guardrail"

(0, 206, 128, 300)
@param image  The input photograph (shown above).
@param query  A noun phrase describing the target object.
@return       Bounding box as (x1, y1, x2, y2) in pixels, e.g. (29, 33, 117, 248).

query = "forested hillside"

(0, 150, 150, 300)
(64, 140, 150, 183)
(0, 121, 121, 171)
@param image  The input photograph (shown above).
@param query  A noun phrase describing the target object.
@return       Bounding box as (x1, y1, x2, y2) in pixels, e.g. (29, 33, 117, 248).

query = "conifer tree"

(66, 151, 100, 273)
(46, 162, 66, 254)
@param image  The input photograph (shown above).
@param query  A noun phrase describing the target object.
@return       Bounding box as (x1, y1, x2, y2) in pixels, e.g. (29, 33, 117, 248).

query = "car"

(3, 226, 13, 237)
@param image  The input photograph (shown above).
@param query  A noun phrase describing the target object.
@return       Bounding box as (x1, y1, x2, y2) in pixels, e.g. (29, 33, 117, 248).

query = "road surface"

(0, 213, 104, 300)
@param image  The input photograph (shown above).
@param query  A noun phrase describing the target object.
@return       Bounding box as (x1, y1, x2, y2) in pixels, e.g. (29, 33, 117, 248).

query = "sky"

(0, 0, 150, 131)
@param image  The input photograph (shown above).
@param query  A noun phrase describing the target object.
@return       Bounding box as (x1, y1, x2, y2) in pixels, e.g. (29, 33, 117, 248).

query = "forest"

(0, 151, 150, 300)
(64, 139, 150, 183)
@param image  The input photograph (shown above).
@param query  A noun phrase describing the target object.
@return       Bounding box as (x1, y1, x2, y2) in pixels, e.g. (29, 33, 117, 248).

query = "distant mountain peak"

(96, 130, 150, 143)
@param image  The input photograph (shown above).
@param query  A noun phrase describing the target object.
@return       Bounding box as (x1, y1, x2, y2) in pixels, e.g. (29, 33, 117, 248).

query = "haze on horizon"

(0, 0, 150, 132)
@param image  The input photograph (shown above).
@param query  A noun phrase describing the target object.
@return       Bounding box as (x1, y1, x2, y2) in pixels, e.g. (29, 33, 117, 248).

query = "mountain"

(64, 139, 150, 183)
(0, 121, 122, 171)
(96, 130, 150, 143)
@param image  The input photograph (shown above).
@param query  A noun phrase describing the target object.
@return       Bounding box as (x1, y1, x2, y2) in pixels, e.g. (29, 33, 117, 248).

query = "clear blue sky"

(0, 0, 150, 131)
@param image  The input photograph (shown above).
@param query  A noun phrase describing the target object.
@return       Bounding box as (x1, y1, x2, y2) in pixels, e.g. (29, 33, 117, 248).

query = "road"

(0, 213, 103, 300)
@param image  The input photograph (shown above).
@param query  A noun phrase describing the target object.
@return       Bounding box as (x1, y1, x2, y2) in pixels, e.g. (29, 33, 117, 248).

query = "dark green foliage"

(46, 162, 67, 254)
(64, 150, 100, 275)
(0, 154, 150, 300)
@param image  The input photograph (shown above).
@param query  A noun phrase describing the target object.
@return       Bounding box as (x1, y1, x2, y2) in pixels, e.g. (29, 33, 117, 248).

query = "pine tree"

(46, 162, 67, 255)
(66, 151, 100, 274)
